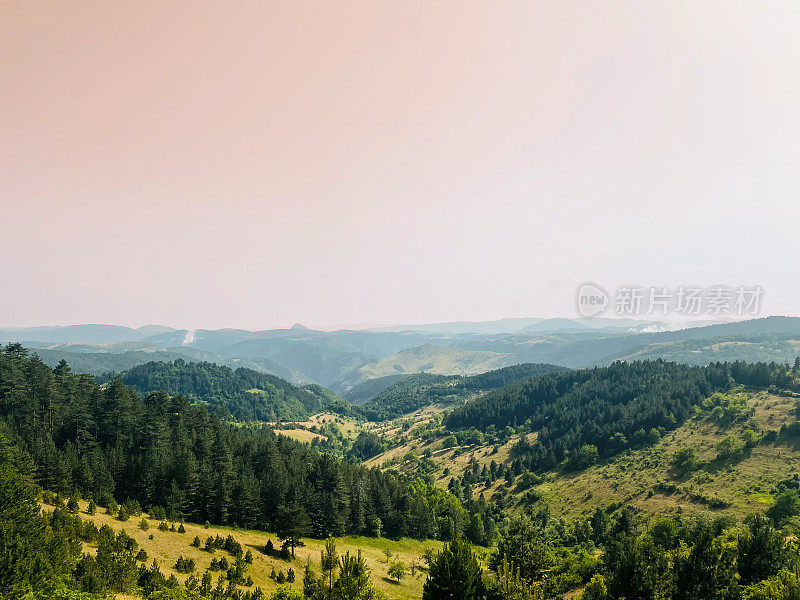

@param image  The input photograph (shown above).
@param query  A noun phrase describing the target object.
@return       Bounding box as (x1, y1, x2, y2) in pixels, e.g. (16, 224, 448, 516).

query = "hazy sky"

(2, 1, 799, 329)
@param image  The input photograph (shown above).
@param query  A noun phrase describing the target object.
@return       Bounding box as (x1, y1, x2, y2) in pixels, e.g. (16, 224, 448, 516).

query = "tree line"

(445, 359, 800, 472)
(100, 359, 350, 422)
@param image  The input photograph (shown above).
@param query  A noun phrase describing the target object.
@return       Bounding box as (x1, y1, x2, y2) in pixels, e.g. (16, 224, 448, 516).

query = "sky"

(2, 1, 799, 330)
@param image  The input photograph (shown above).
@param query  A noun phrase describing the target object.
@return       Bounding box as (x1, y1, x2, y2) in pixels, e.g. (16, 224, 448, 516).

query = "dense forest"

(5, 344, 800, 600)
(101, 360, 350, 422)
(357, 363, 566, 421)
(0, 346, 495, 541)
(446, 359, 800, 472)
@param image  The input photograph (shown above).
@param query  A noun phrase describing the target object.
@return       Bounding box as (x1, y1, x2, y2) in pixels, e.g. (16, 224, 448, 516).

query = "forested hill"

(358, 362, 567, 421)
(0, 344, 493, 544)
(445, 359, 800, 472)
(102, 359, 350, 421)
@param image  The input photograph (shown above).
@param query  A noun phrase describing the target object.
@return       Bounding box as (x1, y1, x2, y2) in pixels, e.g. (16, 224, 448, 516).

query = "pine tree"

(275, 502, 310, 557)
(423, 537, 485, 600)
(321, 537, 338, 599)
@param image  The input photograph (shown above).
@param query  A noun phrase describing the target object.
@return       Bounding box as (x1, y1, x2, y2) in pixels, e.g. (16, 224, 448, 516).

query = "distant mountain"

(342, 374, 408, 405)
(7, 317, 800, 389)
(370, 316, 664, 335)
(561, 316, 800, 367)
(332, 344, 515, 392)
(596, 334, 800, 366)
(32, 347, 221, 376)
(518, 318, 591, 333)
(106, 360, 349, 421)
(357, 362, 568, 421)
(0, 324, 176, 345)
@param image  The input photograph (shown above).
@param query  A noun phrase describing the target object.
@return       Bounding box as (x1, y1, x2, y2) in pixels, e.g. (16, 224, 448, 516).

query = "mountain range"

(4, 316, 800, 393)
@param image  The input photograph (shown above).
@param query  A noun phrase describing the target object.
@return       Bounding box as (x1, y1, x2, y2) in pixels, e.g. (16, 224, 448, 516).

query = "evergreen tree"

(275, 502, 310, 557)
(423, 536, 485, 600)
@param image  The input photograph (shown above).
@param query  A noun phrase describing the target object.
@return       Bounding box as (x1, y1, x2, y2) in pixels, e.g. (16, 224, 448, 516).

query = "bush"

(191, 535, 201, 547)
(174, 556, 196, 573)
(158, 521, 170, 531)
(767, 490, 800, 525)
(139, 518, 150, 531)
(716, 435, 746, 460)
(123, 498, 142, 516)
(117, 506, 130, 521)
(672, 447, 700, 474)
(441, 435, 458, 449)
(582, 574, 608, 600)
(564, 445, 599, 471)
(177, 523, 186, 533)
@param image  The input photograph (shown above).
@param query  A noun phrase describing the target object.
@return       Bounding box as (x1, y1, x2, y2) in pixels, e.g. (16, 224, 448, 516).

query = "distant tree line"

(445, 359, 800, 472)
(100, 359, 350, 422)
(358, 363, 567, 422)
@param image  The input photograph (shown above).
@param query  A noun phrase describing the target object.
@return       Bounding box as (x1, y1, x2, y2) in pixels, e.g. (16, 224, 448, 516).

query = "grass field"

(539, 391, 800, 518)
(43, 501, 440, 600)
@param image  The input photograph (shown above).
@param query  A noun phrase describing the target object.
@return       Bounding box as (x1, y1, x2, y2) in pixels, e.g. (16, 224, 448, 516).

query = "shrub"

(564, 445, 599, 471)
(582, 574, 608, 600)
(767, 490, 800, 525)
(672, 447, 700, 474)
(67, 494, 80, 513)
(123, 498, 142, 516)
(716, 435, 746, 460)
(174, 556, 196, 573)
(441, 435, 458, 449)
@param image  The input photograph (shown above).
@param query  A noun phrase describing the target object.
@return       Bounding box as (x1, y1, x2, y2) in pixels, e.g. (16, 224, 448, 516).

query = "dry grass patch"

(43, 501, 436, 600)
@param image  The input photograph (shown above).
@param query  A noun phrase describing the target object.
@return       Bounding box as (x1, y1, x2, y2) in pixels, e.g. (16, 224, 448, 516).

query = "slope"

(106, 359, 349, 421)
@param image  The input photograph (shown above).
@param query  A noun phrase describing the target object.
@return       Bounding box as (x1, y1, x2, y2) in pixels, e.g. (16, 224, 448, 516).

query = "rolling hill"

(362, 359, 800, 528)
(332, 344, 516, 392)
(105, 360, 350, 421)
(357, 363, 568, 421)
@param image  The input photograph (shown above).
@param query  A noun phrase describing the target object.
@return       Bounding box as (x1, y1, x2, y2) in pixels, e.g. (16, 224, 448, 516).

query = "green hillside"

(597, 334, 800, 366)
(104, 359, 350, 421)
(333, 344, 515, 392)
(357, 363, 568, 421)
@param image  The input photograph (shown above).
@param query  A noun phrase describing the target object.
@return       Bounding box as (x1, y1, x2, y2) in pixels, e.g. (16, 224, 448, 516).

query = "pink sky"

(2, 1, 799, 329)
